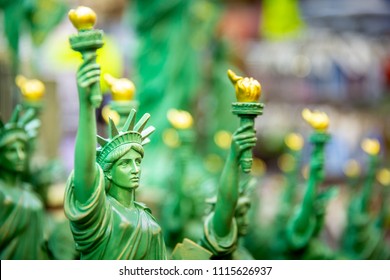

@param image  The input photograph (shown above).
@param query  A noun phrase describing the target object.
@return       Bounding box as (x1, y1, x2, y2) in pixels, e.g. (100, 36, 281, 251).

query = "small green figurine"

(64, 7, 166, 260)
(0, 105, 46, 260)
(342, 139, 390, 259)
(376, 168, 390, 232)
(284, 109, 338, 260)
(162, 109, 209, 248)
(199, 70, 260, 260)
(269, 132, 304, 259)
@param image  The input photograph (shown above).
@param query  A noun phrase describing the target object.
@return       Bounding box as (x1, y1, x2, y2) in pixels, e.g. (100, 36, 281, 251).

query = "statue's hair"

(96, 108, 154, 167)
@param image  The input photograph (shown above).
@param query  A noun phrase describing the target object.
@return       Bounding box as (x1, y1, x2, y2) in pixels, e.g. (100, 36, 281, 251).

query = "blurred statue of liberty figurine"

(284, 109, 338, 260)
(199, 70, 261, 259)
(64, 7, 166, 260)
(0, 105, 46, 259)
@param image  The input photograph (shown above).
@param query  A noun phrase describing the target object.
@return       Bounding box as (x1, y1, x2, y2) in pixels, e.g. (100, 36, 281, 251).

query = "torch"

(103, 73, 138, 130)
(228, 69, 263, 173)
(15, 75, 45, 113)
(68, 6, 104, 108)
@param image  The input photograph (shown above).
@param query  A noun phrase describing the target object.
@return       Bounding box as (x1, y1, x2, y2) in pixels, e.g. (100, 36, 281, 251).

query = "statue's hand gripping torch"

(69, 6, 104, 108)
(228, 69, 263, 173)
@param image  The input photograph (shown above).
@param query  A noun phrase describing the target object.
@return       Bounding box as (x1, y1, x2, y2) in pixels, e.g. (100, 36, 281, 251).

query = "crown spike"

(134, 113, 150, 133)
(18, 108, 35, 126)
(141, 125, 155, 140)
(141, 138, 151, 146)
(97, 135, 109, 147)
(108, 118, 120, 138)
(10, 105, 22, 123)
(122, 109, 137, 132)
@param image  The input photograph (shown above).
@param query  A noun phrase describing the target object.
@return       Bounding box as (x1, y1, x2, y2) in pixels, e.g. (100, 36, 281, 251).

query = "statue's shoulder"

(134, 201, 152, 214)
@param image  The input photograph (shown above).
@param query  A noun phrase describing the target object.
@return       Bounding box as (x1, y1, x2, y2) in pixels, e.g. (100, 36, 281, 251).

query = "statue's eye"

(119, 160, 129, 167)
(135, 158, 141, 165)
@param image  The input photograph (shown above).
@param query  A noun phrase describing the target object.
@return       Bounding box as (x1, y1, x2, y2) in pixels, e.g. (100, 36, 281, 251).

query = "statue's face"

(235, 201, 250, 237)
(109, 148, 142, 190)
(0, 140, 27, 174)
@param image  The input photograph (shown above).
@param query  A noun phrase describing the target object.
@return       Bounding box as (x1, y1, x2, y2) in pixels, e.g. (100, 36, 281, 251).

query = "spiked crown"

(0, 105, 40, 148)
(96, 109, 155, 166)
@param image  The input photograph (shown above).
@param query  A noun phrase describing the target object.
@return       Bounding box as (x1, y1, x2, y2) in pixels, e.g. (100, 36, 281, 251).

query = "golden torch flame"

(301, 108, 329, 132)
(361, 138, 380, 156)
(227, 69, 261, 102)
(285, 133, 304, 151)
(68, 6, 97, 31)
(15, 75, 45, 101)
(167, 109, 193, 130)
(377, 168, 390, 186)
(104, 73, 135, 101)
(101, 105, 120, 125)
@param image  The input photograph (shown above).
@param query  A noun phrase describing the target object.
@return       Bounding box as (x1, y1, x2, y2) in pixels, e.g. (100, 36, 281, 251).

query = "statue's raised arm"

(68, 6, 104, 203)
(64, 7, 167, 260)
(200, 70, 262, 259)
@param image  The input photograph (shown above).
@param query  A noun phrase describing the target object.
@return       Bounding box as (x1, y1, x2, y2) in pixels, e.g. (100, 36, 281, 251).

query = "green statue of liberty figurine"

(64, 7, 166, 260)
(0, 105, 46, 259)
(284, 109, 338, 260)
(342, 138, 390, 259)
(200, 70, 261, 260)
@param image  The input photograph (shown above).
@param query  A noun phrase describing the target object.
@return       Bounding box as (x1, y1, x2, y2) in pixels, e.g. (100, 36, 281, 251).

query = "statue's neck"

(108, 185, 136, 209)
(0, 171, 21, 187)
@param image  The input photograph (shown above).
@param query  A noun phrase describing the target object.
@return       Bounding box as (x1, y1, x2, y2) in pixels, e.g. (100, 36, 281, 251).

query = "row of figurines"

(0, 6, 389, 260)
(1, 68, 389, 260)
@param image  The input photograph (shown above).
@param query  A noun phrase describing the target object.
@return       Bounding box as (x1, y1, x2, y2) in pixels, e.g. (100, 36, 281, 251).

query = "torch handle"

(82, 51, 102, 108)
(239, 116, 255, 173)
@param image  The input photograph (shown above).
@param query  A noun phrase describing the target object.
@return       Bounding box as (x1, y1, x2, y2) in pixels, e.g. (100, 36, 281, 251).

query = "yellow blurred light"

(343, 159, 361, 178)
(361, 138, 380, 156)
(162, 128, 180, 148)
(204, 154, 224, 174)
(214, 130, 232, 150)
(377, 168, 390, 186)
(167, 109, 193, 130)
(285, 132, 304, 151)
(252, 157, 267, 176)
(278, 153, 296, 173)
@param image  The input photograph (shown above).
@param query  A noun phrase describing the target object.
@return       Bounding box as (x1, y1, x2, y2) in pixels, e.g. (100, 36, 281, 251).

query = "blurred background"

(1, 0, 390, 257)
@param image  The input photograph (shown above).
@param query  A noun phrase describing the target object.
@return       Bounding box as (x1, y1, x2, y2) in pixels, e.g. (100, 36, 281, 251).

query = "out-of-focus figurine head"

(96, 109, 155, 192)
(0, 106, 40, 175)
